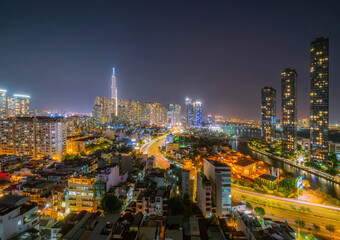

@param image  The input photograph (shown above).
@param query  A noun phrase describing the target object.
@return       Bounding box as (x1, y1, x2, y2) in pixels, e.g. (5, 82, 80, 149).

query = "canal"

(230, 140, 340, 200)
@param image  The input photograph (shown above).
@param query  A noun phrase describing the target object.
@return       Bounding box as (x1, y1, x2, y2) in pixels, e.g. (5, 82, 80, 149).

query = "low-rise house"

(257, 174, 277, 189)
(136, 187, 169, 216)
(237, 212, 262, 240)
(67, 175, 96, 212)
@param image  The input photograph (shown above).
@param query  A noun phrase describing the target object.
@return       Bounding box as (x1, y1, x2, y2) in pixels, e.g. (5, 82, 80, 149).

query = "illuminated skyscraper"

(142, 102, 167, 125)
(185, 98, 194, 126)
(310, 37, 329, 162)
(167, 104, 181, 126)
(261, 87, 276, 143)
(111, 68, 118, 117)
(12, 94, 30, 117)
(0, 117, 66, 159)
(92, 96, 115, 127)
(281, 68, 297, 153)
(194, 101, 202, 127)
(118, 99, 142, 123)
(0, 89, 6, 118)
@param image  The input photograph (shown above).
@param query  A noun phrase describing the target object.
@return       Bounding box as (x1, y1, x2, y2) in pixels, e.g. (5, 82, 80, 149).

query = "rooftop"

(205, 159, 230, 169)
(259, 174, 277, 182)
(0, 195, 30, 207)
(234, 159, 255, 167)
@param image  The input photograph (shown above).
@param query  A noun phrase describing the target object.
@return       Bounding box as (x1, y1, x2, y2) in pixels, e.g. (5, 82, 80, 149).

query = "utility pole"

(297, 218, 301, 240)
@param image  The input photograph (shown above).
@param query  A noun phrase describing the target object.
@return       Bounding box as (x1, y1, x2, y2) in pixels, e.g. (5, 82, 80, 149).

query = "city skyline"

(1, 1, 340, 123)
(0, 2, 339, 238)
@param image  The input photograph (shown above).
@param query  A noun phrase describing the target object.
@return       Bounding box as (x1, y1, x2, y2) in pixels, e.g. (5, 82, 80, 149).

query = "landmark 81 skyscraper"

(111, 68, 118, 117)
(310, 37, 329, 162)
(281, 68, 297, 153)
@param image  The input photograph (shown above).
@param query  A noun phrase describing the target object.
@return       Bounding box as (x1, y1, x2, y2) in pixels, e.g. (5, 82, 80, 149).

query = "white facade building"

(197, 172, 212, 217)
(203, 159, 231, 217)
(0, 195, 39, 240)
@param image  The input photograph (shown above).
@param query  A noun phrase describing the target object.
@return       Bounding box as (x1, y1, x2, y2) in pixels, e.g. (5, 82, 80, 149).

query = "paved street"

(232, 188, 340, 239)
(141, 135, 170, 169)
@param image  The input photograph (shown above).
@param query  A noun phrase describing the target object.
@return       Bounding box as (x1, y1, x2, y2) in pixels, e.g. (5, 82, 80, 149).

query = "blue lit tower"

(194, 101, 202, 127)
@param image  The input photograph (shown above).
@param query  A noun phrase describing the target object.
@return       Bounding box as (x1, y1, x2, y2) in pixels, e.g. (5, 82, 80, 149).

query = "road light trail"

(141, 135, 170, 169)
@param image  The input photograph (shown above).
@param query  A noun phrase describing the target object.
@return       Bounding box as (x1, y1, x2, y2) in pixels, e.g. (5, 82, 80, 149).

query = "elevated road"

(141, 135, 170, 169)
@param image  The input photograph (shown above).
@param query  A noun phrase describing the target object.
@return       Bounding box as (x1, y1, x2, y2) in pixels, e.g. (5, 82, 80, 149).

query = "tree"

(167, 197, 186, 216)
(295, 219, 305, 228)
(329, 152, 338, 169)
(246, 202, 253, 210)
(100, 194, 122, 214)
(254, 207, 265, 217)
(325, 225, 336, 239)
(313, 223, 320, 232)
(206, 214, 218, 225)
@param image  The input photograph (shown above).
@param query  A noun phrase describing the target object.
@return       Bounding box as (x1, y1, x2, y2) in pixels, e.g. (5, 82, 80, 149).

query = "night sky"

(0, 0, 339, 123)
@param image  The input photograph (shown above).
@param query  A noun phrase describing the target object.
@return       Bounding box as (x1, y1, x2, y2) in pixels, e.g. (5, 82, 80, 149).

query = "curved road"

(142, 135, 340, 237)
(141, 135, 170, 169)
(234, 188, 340, 211)
(232, 188, 340, 238)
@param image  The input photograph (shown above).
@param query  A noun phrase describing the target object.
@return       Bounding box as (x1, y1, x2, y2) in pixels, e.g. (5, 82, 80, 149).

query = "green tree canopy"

(100, 194, 122, 214)
(329, 152, 338, 169)
(167, 197, 186, 216)
(246, 202, 253, 210)
(254, 207, 265, 216)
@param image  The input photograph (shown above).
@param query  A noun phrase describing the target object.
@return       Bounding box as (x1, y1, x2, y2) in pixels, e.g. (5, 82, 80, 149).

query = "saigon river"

(230, 140, 340, 200)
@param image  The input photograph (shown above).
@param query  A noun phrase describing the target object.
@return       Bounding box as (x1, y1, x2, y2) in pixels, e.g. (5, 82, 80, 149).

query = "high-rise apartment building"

(185, 98, 194, 126)
(310, 37, 329, 162)
(6, 94, 30, 117)
(261, 87, 276, 143)
(92, 96, 115, 127)
(281, 69, 298, 153)
(203, 159, 231, 217)
(118, 99, 142, 123)
(14, 94, 30, 117)
(0, 89, 6, 118)
(193, 101, 202, 127)
(141, 102, 167, 125)
(111, 68, 118, 117)
(167, 104, 181, 126)
(64, 116, 94, 136)
(0, 117, 66, 159)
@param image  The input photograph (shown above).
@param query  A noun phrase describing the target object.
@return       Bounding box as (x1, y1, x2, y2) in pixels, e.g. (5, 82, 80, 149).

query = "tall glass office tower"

(194, 101, 202, 127)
